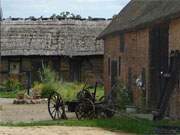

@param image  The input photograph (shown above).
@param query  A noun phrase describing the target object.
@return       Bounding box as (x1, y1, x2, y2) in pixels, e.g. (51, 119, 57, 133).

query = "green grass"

(0, 117, 155, 134)
(155, 119, 180, 127)
(39, 81, 104, 101)
(56, 82, 104, 101)
(0, 90, 17, 98)
(0, 82, 104, 100)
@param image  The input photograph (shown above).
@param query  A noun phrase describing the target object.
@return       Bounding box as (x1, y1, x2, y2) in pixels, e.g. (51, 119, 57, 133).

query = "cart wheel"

(75, 99, 95, 120)
(48, 92, 66, 120)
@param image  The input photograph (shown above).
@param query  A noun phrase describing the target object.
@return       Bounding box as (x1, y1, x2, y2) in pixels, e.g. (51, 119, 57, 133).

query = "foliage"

(32, 81, 104, 101)
(2, 79, 24, 92)
(0, 90, 18, 98)
(0, 117, 155, 134)
(16, 90, 26, 99)
(40, 65, 59, 84)
(35, 66, 104, 99)
(112, 81, 133, 110)
(50, 11, 82, 20)
(37, 66, 60, 98)
(56, 82, 104, 101)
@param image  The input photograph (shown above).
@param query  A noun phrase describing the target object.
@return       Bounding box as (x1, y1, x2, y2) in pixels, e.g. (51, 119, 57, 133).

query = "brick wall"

(125, 29, 149, 106)
(104, 28, 149, 106)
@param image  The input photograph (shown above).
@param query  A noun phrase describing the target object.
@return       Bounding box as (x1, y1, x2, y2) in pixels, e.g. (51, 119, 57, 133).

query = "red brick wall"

(104, 35, 121, 94)
(169, 18, 180, 119)
(104, 28, 149, 106)
(125, 29, 149, 106)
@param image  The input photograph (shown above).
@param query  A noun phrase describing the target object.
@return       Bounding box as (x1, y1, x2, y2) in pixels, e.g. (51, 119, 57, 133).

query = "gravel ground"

(0, 104, 52, 123)
(0, 126, 132, 135)
(0, 98, 15, 105)
(0, 98, 133, 135)
(0, 98, 76, 123)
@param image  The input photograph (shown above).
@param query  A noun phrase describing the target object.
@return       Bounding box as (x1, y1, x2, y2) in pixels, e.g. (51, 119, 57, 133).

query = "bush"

(32, 82, 44, 98)
(32, 66, 60, 98)
(41, 83, 58, 98)
(3, 79, 23, 92)
(16, 90, 26, 99)
(34, 66, 104, 99)
(112, 81, 133, 110)
(40, 66, 59, 84)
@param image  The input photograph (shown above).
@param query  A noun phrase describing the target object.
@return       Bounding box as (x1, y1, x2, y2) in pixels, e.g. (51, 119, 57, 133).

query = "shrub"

(3, 79, 23, 92)
(40, 65, 59, 84)
(16, 90, 26, 99)
(41, 82, 58, 98)
(111, 81, 133, 110)
(32, 82, 44, 98)
(37, 66, 59, 98)
(34, 66, 104, 99)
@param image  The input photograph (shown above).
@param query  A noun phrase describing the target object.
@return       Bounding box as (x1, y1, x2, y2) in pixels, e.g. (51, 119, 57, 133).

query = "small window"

(119, 57, 121, 76)
(108, 58, 110, 76)
(9, 62, 20, 74)
(120, 34, 125, 52)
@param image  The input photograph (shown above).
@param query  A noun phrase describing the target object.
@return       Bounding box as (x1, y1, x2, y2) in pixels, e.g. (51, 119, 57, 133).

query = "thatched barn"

(0, 19, 109, 85)
(98, 0, 180, 119)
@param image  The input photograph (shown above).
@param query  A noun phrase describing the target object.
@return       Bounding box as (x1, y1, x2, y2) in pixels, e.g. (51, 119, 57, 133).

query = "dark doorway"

(111, 60, 118, 88)
(70, 58, 81, 81)
(149, 23, 169, 108)
(31, 59, 43, 82)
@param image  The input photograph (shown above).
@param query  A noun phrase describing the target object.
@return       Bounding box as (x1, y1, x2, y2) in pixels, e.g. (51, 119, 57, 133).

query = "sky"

(1, 0, 130, 19)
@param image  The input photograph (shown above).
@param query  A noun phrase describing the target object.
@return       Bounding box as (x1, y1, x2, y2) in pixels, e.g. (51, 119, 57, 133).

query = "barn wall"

(169, 18, 180, 119)
(0, 56, 103, 87)
(104, 28, 149, 106)
(125, 29, 149, 106)
(104, 35, 120, 94)
(81, 56, 103, 84)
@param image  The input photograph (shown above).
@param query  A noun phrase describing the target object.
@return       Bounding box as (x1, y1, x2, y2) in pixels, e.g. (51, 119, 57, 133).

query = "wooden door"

(149, 23, 169, 108)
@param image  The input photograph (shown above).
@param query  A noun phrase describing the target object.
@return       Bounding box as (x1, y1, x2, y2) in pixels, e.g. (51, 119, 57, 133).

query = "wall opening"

(149, 23, 169, 109)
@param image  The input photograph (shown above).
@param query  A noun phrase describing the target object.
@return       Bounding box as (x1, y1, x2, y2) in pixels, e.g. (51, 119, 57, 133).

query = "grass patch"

(0, 117, 154, 134)
(56, 82, 104, 101)
(155, 119, 180, 127)
(0, 90, 17, 98)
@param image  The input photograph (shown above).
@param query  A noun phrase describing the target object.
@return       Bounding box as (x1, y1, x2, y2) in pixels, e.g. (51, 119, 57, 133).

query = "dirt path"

(0, 103, 77, 123)
(0, 126, 132, 135)
(0, 104, 51, 123)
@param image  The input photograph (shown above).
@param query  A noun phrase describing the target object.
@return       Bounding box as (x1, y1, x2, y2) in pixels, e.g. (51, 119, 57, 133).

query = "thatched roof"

(1, 20, 109, 56)
(98, 0, 180, 39)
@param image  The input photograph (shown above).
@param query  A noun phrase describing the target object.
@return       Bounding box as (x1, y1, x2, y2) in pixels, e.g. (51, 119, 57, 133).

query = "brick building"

(0, 19, 109, 85)
(98, 0, 180, 119)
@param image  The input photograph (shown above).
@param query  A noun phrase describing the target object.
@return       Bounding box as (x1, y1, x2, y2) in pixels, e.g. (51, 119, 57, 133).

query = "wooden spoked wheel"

(48, 92, 66, 120)
(75, 99, 95, 120)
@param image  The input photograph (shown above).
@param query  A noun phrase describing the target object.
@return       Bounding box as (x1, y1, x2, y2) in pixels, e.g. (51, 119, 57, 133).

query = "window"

(119, 57, 121, 76)
(108, 58, 110, 76)
(120, 34, 125, 52)
(9, 62, 20, 74)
